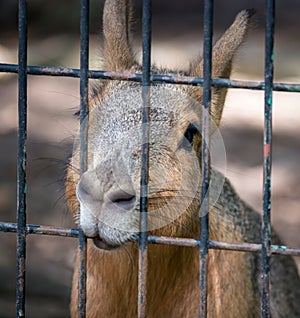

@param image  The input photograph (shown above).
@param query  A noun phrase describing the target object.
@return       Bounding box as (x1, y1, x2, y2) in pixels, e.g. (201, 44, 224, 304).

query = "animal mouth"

(92, 228, 139, 251)
(92, 237, 119, 251)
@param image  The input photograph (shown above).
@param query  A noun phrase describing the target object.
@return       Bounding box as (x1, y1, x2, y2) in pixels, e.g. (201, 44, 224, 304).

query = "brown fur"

(66, 1, 300, 317)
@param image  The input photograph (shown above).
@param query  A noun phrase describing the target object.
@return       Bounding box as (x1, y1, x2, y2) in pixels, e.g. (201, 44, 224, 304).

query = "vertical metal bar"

(199, 0, 213, 317)
(78, 0, 89, 317)
(138, 0, 152, 317)
(261, 0, 275, 317)
(16, 1, 28, 317)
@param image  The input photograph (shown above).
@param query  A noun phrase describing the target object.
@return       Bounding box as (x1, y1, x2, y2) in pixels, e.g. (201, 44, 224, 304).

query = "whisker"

(123, 244, 136, 269)
(149, 194, 200, 202)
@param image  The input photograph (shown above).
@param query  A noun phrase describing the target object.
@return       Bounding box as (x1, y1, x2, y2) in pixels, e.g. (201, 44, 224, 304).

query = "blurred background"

(0, 0, 299, 317)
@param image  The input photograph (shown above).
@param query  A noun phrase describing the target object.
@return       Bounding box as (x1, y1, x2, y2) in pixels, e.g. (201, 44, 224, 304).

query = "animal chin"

(92, 237, 120, 251)
(91, 224, 139, 251)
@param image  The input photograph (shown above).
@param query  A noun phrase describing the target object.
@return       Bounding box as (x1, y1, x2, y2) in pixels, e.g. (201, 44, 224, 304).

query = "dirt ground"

(0, 1, 300, 317)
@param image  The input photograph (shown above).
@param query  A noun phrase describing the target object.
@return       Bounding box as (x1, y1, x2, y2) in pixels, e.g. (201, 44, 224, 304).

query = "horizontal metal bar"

(148, 235, 300, 256)
(1, 223, 299, 256)
(0, 222, 79, 237)
(148, 235, 201, 247)
(0, 63, 299, 92)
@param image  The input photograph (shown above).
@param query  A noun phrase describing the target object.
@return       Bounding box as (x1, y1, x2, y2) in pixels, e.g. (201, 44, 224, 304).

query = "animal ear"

(189, 9, 255, 126)
(103, 0, 135, 71)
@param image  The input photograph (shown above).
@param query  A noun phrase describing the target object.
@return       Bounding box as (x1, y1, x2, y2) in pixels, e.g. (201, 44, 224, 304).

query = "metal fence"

(0, 0, 300, 317)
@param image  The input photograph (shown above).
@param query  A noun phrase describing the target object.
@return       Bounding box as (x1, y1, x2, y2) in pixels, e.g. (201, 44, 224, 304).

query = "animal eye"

(74, 109, 80, 117)
(179, 123, 199, 151)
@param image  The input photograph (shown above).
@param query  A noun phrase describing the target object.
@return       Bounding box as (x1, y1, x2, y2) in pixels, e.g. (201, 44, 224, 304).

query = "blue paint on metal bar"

(261, 0, 275, 317)
(0, 222, 80, 237)
(138, 0, 152, 317)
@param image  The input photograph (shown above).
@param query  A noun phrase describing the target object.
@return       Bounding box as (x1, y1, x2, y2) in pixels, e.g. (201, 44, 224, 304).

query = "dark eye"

(179, 123, 199, 151)
(74, 109, 80, 117)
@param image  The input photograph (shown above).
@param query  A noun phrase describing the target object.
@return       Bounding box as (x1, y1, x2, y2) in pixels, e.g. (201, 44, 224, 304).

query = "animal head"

(66, 0, 254, 250)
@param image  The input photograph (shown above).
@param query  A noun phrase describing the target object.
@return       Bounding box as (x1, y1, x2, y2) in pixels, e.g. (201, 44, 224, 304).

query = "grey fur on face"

(74, 84, 226, 238)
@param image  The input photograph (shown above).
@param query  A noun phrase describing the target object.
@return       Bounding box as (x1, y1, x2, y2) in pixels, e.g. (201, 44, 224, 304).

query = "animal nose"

(76, 171, 101, 203)
(107, 190, 136, 211)
(76, 170, 137, 212)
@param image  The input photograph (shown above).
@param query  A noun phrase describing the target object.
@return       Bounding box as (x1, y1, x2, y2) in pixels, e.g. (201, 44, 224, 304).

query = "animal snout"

(76, 169, 137, 214)
(76, 170, 102, 203)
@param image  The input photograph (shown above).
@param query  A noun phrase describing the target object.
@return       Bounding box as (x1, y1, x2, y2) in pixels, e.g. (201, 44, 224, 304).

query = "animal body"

(66, 0, 300, 317)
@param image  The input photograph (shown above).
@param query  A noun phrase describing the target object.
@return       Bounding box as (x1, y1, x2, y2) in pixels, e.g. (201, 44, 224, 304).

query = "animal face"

(66, 5, 254, 250)
(73, 84, 204, 249)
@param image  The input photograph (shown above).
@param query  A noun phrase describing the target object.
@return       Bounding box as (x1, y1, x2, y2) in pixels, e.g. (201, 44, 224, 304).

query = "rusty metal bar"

(2, 221, 300, 257)
(199, 0, 213, 317)
(261, 0, 275, 317)
(148, 236, 300, 256)
(2, 63, 300, 92)
(78, 0, 89, 317)
(138, 0, 152, 317)
(16, 1, 28, 317)
(0, 222, 79, 237)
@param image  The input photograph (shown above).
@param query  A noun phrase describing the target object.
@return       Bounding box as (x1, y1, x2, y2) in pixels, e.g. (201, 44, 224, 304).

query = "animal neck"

(79, 240, 199, 317)
(72, 210, 257, 317)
